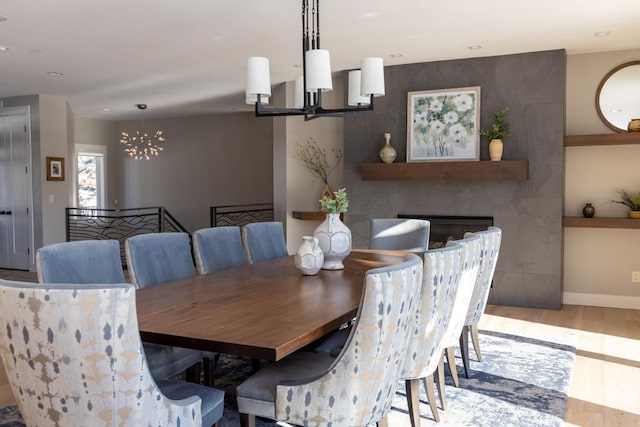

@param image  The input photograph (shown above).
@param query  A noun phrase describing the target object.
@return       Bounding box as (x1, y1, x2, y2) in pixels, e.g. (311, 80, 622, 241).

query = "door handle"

(0, 210, 5, 215)
(5, 210, 11, 215)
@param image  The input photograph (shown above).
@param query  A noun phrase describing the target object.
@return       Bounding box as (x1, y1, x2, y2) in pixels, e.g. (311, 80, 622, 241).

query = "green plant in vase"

(611, 188, 640, 218)
(480, 107, 512, 161)
(319, 188, 349, 214)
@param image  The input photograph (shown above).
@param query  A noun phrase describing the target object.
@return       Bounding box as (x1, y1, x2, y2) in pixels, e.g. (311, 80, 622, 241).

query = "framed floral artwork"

(406, 86, 480, 162)
(46, 157, 65, 181)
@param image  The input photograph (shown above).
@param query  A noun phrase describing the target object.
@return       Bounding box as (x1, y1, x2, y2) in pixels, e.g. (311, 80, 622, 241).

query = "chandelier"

(245, 0, 385, 121)
(120, 104, 165, 160)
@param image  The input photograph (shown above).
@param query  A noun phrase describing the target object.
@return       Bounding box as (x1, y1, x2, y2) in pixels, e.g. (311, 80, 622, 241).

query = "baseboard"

(563, 292, 640, 309)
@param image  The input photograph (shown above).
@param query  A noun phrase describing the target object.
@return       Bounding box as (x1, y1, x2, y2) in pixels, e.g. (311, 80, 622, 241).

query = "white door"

(0, 107, 33, 270)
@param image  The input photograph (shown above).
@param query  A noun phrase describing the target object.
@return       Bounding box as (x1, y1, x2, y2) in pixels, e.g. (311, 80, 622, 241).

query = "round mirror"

(596, 61, 640, 132)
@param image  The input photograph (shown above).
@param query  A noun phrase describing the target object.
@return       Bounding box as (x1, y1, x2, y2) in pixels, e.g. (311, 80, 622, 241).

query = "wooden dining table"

(136, 250, 407, 361)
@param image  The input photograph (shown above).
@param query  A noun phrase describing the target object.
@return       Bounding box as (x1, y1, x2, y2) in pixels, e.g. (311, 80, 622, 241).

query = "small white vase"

(489, 139, 503, 161)
(314, 213, 352, 270)
(379, 132, 397, 164)
(294, 236, 324, 276)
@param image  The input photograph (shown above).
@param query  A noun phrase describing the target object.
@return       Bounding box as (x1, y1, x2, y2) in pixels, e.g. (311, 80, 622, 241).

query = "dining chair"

(436, 233, 482, 407)
(236, 253, 423, 427)
(125, 232, 218, 385)
(0, 279, 224, 427)
(193, 226, 247, 274)
(400, 242, 463, 424)
(36, 239, 206, 385)
(241, 221, 289, 263)
(459, 226, 502, 377)
(370, 218, 430, 252)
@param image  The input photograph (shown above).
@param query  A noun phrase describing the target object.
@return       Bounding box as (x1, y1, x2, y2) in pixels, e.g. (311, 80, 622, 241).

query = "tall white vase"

(314, 213, 352, 270)
(294, 236, 324, 276)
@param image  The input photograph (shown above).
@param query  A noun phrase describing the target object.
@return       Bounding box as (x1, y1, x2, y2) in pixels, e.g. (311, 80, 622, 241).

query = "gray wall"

(344, 50, 566, 309)
(120, 112, 273, 232)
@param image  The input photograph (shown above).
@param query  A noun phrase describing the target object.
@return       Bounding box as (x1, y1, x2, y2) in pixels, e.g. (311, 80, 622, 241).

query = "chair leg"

(423, 375, 440, 422)
(240, 413, 256, 427)
(445, 346, 460, 388)
(377, 414, 389, 427)
(460, 325, 471, 378)
(435, 356, 446, 410)
(203, 353, 221, 387)
(470, 324, 483, 362)
(185, 361, 202, 384)
(405, 379, 421, 427)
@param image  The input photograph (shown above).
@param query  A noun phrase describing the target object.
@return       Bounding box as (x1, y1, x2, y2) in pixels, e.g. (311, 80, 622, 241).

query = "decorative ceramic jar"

(582, 203, 595, 218)
(314, 213, 352, 270)
(628, 118, 640, 132)
(379, 132, 397, 164)
(489, 139, 503, 161)
(294, 236, 324, 275)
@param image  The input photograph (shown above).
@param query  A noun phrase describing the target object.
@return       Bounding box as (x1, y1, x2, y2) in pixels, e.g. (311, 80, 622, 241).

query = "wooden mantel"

(360, 160, 528, 181)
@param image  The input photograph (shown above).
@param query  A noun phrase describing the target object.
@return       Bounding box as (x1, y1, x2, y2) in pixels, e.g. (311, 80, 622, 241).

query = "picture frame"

(407, 86, 481, 162)
(46, 157, 65, 181)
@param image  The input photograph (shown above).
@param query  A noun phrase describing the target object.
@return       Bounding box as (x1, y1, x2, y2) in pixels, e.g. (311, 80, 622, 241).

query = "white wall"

(39, 94, 72, 246)
(564, 48, 640, 308)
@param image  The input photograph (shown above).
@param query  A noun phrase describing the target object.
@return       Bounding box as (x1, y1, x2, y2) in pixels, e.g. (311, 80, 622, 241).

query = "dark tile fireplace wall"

(343, 50, 565, 309)
(398, 215, 493, 248)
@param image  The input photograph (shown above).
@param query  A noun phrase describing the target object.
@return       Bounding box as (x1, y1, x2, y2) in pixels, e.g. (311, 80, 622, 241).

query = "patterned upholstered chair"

(459, 227, 502, 377)
(241, 221, 289, 263)
(436, 233, 482, 406)
(370, 218, 430, 252)
(400, 243, 463, 424)
(0, 279, 225, 427)
(125, 232, 217, 385)
(36, 239, 206, 385)
(236, 253, 423, 427)
(193, 226, 247, 275)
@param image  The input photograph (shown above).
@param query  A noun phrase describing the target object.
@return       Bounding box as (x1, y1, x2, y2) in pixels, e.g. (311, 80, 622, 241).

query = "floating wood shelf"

(564, 133, 640, 146)
(360, 160, 528, 181)
(563, 216, 640, 229)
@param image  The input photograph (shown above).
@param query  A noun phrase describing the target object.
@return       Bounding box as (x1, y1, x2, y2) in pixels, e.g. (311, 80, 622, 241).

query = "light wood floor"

(0, 304, 639, 425)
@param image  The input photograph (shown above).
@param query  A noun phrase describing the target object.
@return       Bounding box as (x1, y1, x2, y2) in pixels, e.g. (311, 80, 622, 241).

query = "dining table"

(135, 250, 408, 361)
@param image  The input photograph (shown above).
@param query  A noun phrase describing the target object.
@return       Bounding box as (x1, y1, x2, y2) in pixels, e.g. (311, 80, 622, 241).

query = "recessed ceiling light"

(594, 31, 611, 37)
(47, 71, 64, 76)
(468, 45, 482, 50)
(389, 53, 403, 58)
(103, 108, 111, 112)
(0, 46, 8, 52)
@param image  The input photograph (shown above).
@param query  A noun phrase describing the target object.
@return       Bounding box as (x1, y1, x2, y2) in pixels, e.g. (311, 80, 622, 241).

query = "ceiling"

(1, 0, 639, 120)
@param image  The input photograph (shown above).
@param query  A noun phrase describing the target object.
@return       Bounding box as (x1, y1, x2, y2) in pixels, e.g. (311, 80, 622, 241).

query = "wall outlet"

(632, 271, 640, 283)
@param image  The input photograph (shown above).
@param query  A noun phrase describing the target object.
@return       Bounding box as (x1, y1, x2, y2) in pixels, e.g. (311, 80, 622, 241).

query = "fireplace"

(398, 215, 493, 249)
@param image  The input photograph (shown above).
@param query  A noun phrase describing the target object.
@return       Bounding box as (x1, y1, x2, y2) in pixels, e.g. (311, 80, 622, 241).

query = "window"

(75, 144, 106, 209)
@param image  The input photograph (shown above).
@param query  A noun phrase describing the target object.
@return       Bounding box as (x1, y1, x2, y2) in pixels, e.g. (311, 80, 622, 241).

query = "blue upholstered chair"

(36, 239, 206, 385)
(436, 233, 482, 407)
(236, 253, 423, 427)
(0, 279, 224, 427)
(125, 232, 218, 385)
(193, 226, 247, 275)
(125, 232, 197, 288)
(400, 243, 463, 424)
(241, 221, 289, 263)
(36, 240, 125, 284)
(370, 218, 430, 252)
(460, 227, 502, 377)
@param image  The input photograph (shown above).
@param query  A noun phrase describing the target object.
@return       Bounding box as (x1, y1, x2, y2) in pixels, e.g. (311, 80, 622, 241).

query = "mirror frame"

(595, 60, 640, 133)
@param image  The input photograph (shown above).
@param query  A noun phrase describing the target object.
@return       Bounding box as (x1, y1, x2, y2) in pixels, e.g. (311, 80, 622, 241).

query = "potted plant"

(314, 188, 351, 270)
(293, 138, 343, 199)
(611, 188, 640, 218)
(480, 107, 512, 161)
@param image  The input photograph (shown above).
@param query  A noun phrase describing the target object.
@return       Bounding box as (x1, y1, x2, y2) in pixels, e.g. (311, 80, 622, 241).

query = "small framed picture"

(46, 157, 65, 181)
(407, 86, 481, 162)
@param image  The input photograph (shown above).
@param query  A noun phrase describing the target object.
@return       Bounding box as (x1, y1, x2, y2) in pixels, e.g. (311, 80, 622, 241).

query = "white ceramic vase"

(314, 213, 352, 270)
(294, 236, 324, 275)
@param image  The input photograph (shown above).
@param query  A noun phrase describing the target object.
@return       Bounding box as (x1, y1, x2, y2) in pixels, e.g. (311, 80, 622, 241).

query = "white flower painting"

(407, 86, 480, 162)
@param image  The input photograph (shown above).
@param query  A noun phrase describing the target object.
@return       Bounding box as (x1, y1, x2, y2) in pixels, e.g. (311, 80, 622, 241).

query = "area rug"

(0, 329, 576, 426)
